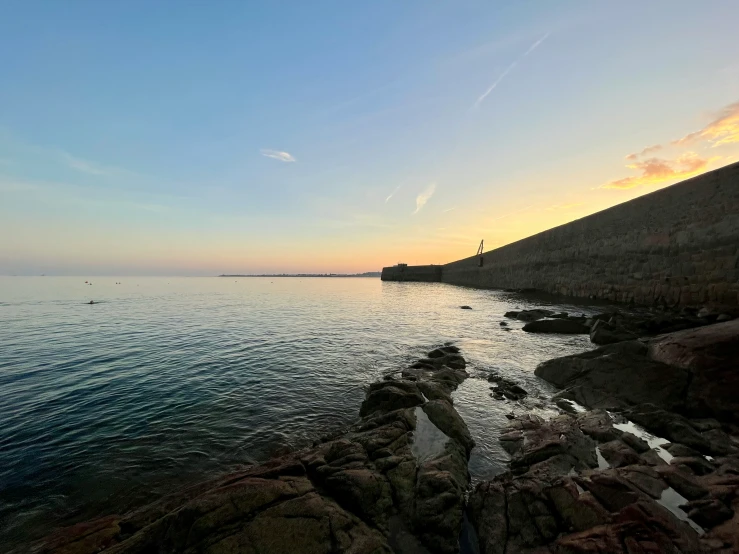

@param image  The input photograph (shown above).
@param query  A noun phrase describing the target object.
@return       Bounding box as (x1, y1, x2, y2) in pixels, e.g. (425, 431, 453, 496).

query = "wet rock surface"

(535, 320, 739, 422)
(28, 349, 474, 554)
(468, 311, 739, 554)
(469, 410, 739, 554)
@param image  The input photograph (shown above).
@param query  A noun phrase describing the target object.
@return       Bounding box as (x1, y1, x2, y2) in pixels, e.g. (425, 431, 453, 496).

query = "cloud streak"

(412, 183, 436, 215)
(385, 184, 402, 203)
(60, 152, 119, 176)
(673, 102, 739, 147)
(473, 32, 549, 109)
(260, 149, 296, 162)
(625, 144, 662, 161)
(603, 152, 719, 190)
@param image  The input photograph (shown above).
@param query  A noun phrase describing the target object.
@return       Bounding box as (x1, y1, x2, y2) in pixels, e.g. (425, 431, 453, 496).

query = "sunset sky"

(1, 0, 739, 275)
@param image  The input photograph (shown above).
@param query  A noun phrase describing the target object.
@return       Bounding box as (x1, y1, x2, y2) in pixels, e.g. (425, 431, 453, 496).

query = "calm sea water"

(0, 276, 603, 546)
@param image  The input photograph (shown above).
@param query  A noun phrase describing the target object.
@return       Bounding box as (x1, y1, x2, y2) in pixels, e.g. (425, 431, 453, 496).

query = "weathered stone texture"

(384, 162, 739, 309)
(381, 264, 442, 282)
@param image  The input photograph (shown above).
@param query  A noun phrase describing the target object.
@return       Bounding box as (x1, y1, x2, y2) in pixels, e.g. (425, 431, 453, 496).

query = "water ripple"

(0, 276, 605, 547)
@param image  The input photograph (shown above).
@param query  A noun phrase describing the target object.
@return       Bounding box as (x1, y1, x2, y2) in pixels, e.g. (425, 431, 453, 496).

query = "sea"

(0, 276, 605, 547)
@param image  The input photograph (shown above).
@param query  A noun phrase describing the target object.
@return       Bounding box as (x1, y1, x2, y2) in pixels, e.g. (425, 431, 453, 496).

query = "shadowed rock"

(522, 318, 590, 334)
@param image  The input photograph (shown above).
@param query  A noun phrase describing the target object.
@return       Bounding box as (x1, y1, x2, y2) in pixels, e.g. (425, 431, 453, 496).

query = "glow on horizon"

(1, 1, 739, 276)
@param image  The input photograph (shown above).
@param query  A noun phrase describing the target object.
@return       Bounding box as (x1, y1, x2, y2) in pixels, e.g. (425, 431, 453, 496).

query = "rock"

(717, 314, 733, 322)
(360, 380, 424, 417)
(509, 415, 597, 472)
(680, 498, 733, 528)
(556, 398, 579, 414)
(648, 319, 739, 423)
(422, 399, 475, 455)
(640, 449, 668, 467)
(665, 443, 702, 458)
(589, 319, 638, 345)
(598, 440, 642, 468)
(576, 410, 622, 442)
(690, 418, 723, 432)
(549, 312, 570, 319)
(669, 456, 716, 476)
(620, 465, 668, 499)
(547, 480, 611, 531)
(620, 432, 650, 454)
(499, 321, 507, 326)
(576, 472, 639, 512)
(489, 378, 528, 402)
(625, 404, 712, 454)
(460, 305, 472, 310)
(655, 465, 710, 500)
(469, 405, 738, 554)
(522, 319, 590, 334)
(416, 381, 452, 403)
(515, 309, 553, 322)
(427, 346, 459, 358)
(468, 481, 508, 554)
(504, 311, 520, 318)
(536, 342, 690, 412)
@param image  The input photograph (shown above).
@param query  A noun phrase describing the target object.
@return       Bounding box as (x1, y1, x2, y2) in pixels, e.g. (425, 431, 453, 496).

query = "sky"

(1, 0, 739, 276)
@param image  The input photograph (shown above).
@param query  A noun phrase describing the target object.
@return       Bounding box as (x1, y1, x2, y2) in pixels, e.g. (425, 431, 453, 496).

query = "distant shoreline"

(218, 272, 381, 278)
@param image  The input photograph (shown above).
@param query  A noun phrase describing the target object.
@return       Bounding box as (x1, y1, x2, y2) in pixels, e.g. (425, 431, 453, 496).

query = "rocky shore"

(471, 313, 739, 553)
(27, 347, 474, 554)
(24, 307, 739, 554)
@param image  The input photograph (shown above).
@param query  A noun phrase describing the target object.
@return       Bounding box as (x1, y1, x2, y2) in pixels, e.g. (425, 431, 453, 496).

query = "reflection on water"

(411, 407, 449, 463)
(0, 276, 603, 546)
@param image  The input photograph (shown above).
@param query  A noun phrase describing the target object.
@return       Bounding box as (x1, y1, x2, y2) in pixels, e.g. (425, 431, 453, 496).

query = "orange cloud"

(673, 102, 739, 147)
(625, 144, 662, 161)
(603, 152, 720, 190)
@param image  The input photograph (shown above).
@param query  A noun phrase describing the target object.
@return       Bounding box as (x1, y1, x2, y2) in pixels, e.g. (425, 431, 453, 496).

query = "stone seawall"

(383, 162, 739, 309)
(381, 264, 442, 282)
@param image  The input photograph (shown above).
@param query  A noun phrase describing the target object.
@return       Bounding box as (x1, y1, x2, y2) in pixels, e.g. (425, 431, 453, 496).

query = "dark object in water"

(460, 305, 472, 310)
(88, 301, 95, 304)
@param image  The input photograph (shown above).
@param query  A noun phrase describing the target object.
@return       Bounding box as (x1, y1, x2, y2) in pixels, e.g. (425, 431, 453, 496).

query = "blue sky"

(1, 0, 738, 275)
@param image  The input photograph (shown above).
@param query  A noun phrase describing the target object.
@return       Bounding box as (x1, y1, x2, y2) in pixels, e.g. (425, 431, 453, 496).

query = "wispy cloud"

(673, 102, 739, 147)
(260, 149, 296, 163)
(603, 152, 720, 190)
(385, 184, 402, 203)
(473, 32, 550, 109)
(625, 144, 662, 161)
(442, 206, 457, 213)
(60, 152, 119, 176)
(412, 183, 436, 215)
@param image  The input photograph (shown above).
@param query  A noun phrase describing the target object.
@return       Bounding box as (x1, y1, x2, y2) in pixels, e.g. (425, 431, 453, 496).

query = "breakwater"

(382, 162, 739, 309)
